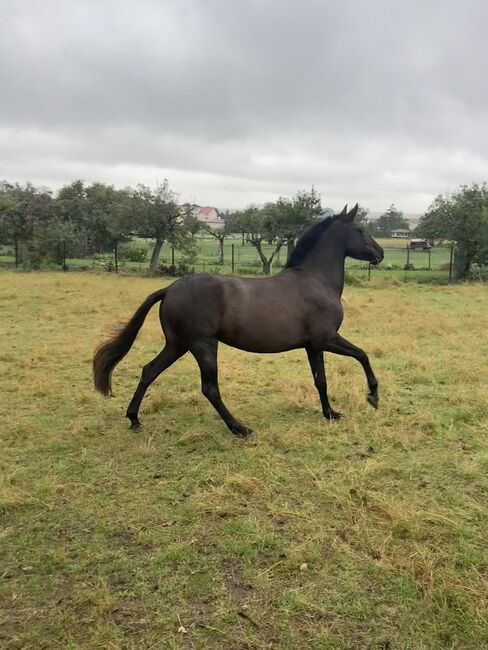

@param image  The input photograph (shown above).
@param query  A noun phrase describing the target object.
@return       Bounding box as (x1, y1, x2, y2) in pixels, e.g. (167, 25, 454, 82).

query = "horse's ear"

(342, 203, 358, 223)
(337, 205, 348, 218)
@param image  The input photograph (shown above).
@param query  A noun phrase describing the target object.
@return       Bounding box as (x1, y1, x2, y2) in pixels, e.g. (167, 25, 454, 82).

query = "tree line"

(414, 184, 488, 279)
(1, 179, 486, 278)
(0, 179, 188, 272)
(0, 180, 325, 274)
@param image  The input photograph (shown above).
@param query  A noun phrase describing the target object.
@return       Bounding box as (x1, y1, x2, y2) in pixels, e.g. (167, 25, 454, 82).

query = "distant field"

(1, 272, 487, 649)
(0, 236, 452, 282)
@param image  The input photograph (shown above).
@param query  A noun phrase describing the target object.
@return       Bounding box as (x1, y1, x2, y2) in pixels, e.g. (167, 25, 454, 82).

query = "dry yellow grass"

(1, 271, 487, 649)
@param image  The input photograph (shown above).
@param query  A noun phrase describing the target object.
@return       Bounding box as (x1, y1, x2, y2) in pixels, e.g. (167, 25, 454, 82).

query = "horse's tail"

(93, 288, 167, 396)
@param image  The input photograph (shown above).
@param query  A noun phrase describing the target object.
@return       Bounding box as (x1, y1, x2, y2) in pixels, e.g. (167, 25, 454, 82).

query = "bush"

(468, 263, 488, 281)
(155, 261, 194, 277)
(118, 244, 147, 263)
(237, 266, 261, 275)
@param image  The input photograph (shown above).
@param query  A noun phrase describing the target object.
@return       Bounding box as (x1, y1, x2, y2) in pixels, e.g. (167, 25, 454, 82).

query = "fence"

(0, 237, 455, 283)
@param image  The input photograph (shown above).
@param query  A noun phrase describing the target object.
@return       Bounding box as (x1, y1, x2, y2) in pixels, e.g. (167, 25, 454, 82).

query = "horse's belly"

(218, 324, 303, 353)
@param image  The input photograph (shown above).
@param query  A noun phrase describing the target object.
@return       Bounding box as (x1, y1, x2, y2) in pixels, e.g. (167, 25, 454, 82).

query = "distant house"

(180, 203, 225, 230)
(391, 229, 410, 238)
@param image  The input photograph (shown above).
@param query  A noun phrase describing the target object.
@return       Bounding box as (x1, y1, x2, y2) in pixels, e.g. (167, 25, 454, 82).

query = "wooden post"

(368, 262, 371, 280)
(114, 240, 118, 274)
(231, 243, 235, 274)
(171, 245, 175, 269)
(14, 237, 18, 268)
(63, 241, 67, 271)
(448, 242, 454, 283)
(428, 248, 431, 270)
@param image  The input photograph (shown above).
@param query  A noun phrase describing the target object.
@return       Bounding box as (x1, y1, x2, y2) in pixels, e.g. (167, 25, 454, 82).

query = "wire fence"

(0, 237, 455, 283)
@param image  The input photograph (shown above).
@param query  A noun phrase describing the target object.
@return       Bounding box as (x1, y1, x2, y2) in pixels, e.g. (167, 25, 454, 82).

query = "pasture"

(1, 272, 487, 649)
(0, 237, 452, 283)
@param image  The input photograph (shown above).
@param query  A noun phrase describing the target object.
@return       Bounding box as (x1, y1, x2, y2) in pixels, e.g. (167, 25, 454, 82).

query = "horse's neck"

(303, 236, 346, 295)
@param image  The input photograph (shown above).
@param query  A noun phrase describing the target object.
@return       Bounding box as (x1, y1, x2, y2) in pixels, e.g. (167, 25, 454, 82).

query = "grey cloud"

(0, 0, 487, 211)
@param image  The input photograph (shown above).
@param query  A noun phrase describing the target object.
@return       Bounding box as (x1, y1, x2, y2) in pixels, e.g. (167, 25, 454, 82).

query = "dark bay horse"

(93, 204, 384, 437)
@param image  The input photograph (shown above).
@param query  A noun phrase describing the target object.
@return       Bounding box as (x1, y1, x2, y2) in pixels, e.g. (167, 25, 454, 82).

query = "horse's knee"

(140, 366, 152, 386)
(202, 382, 218, 401)
(141, 360, 160, 385)
(356, 348, 368, 364)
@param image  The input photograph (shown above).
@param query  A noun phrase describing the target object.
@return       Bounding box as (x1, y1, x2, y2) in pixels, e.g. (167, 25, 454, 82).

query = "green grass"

(0, 237, 452, 282)
(1, 273, 487, 649)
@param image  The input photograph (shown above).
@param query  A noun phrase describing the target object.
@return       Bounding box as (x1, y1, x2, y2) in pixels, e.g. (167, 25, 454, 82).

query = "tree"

(0, 182, 54, 269)
(235, 189, 322, 275)
(224, 210, 247, 245)
(354, 205, 379, 236)
(55, 180, 89, 256)
(271, 188, 322, 262)
(181, 210, 201, 240)
(204, 223, 229, 265)
(54, 181, 135, 263)
(235, 206, 277, 275)
(415, 184, 488, 278)
(375, 204, 410, 237)
(84, 182, 122, 253)
(132, 181, 182, 271)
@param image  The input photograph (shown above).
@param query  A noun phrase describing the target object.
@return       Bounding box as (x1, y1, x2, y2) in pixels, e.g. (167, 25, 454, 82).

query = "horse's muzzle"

(370, 245, 384, 265)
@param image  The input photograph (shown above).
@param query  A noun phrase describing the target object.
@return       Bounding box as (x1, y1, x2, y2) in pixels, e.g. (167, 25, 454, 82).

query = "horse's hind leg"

(190, 338, 255, 438)
(126, 341, 187, 429)
(306, 346, 342, 420)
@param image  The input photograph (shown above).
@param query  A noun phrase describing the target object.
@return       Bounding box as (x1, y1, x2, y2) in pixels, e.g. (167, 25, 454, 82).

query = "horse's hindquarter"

(160, 274, 225, 340)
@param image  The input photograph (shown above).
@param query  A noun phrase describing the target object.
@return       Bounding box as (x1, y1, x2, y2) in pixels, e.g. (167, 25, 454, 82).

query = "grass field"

(0, 237, 452, 282)
(1, 272, 487, 649)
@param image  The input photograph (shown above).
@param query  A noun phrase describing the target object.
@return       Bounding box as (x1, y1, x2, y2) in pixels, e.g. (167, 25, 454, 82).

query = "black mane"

(285, 217, 335, 268)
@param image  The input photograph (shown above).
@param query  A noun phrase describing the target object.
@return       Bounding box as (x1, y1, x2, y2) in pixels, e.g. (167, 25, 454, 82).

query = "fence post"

(63, 240, 67, 271)
(428, 248, 431, 271)
(368, 262, 371, 280)
(448, 242, 454, 283)
(171, 245, 175, 270)
(114, 240, 118, 274)
(231, 243, 235, 274)
(14, 238, 19, 268)
(404, 245, 410, 282)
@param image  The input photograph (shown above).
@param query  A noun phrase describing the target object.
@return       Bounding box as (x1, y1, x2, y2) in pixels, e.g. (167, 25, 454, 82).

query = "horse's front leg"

(305, 346, 342, 420)
(323, 333, 379, 408)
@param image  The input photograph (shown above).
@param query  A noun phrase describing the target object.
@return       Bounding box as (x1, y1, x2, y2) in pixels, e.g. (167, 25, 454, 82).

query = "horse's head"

(336, 204, 384, 265)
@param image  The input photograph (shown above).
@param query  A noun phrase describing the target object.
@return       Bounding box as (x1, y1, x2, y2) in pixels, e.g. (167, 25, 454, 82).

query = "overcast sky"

(1, 0, 487, 213)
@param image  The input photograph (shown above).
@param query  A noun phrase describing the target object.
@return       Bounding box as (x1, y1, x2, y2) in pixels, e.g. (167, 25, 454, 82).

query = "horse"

(93, 204, 384, 437)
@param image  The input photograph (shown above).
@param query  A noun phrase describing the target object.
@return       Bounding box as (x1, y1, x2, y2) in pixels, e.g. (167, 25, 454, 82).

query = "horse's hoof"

(367, 393, 379, 409)
(129, 422, 142, 431)
(231, 425, 256, 439)
(325, 410, 342, 420)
